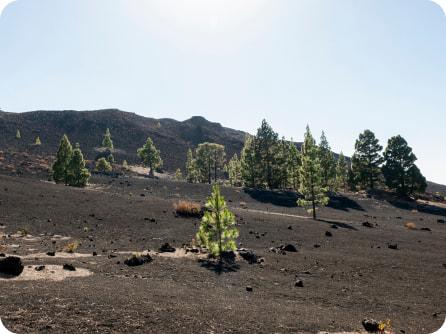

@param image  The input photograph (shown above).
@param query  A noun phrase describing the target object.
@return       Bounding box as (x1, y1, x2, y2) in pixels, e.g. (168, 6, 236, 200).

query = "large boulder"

(0, 256, 24, 277)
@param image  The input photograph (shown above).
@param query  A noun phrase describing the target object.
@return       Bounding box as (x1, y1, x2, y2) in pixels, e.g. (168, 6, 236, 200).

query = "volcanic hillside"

(0, 109, 246, 171)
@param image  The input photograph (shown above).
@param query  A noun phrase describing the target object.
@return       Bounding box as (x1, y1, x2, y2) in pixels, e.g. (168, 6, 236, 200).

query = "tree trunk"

(149, 162, 154, 177)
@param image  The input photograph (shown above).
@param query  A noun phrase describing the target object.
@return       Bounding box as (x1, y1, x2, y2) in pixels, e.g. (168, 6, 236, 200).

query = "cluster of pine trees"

(184, 120, 427, 218)
(52, 135, 90, 187)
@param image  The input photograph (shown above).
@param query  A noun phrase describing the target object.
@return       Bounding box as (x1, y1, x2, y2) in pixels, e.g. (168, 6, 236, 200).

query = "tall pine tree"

(137, 137, 162, 177)
(52, 134, 73, 184)
(297, 126, 329, 220)
(66, 145, 90, 187)
(335, 152, 348, 191)
(352, 130, 383, 189)
(318, 131, 336, 190)
(102, 128, 114, 149)
(240, 135, 258, 188)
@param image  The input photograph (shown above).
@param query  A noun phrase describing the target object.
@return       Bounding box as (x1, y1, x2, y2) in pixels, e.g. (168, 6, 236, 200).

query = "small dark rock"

(246, 286, 253, 292)
(92, 252, 97, 256)
(294, 280, 304, 287)
(108, 254, 117, 259)
(124, 254, 152, 267)
(331, 224, 338, 229)
(63, 264, 76, 271)
(325, 231, 333, 237)
(287, 226, 293, 230)
(238, 249, 258, 264)
(35, 265, 45, 271)
(362, 318, 379, 332)
(314, 244, 321, 248)
(388, 243, 398, 250)
(281, 244, 297, 252)
(46, 251, 55, 257)
(362, 221, 374, 228)
(159, 243, 176, 253)
(437, 219, 445, 224)
(0, 256, 24, 276)
(420, 227, 431, 232)
(0, 253, 5, 257)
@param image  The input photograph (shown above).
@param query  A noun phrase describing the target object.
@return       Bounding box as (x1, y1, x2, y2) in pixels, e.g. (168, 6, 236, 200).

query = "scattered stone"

(362, 221, 374, 228)
(0, 256, 24, 276)
(388, 243, 398, 250)
(159, 243, 176, 253)
(437, 219, 445, 224)
(281, 244, 297, 252)
(294, 280, 304, 287)
(0, 253, 5, 257)
(362, 318, 379, 333)
(314, 244, 321, 248)
(325, 231, 333, 237)
(92, 252, 97, 256)
(246, 286, 253, 292)
(287, 226, 293, 230)
(124, 254, 152, 267)
(46, 251, 55, 257)
(108, 254, 117, 259)
(63, 264, 76, 271)
(35, 265, 45, 271)
(238, 248, 258, 264)
(331, 224, 338, 229)
(420, 227, 431, 232)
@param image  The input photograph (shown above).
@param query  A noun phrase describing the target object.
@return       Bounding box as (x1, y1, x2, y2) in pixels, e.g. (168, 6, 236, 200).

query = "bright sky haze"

(0, 0, 445, 184)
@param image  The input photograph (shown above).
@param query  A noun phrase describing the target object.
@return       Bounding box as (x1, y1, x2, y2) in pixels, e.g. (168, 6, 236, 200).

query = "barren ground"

(0, 172, 445, 334)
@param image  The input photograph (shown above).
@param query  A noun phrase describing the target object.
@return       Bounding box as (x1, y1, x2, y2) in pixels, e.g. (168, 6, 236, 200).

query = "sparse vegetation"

(15, 129, 21, 140)
(196, 185, 239, 261)
(66, 145, 90, 187)
(174, 168, 183, 181)
(195, 143, 226, 184)
(34, 136, 41, 146)
(122, 160, 129, 170)
(405, 222, 417, 230)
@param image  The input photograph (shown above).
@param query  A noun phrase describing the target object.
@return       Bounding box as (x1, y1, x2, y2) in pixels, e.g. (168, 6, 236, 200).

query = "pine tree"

(15, 129, 21, 140)
(226, 153, 242, 187)
(353, 130, 383, 189)
(175, 168, 183, 181)
(382, 135, 426, 196)
(66, 145, 90, 187)
(256, 119, 279, 189)
(318, 131, 336, 190)
(185, 148, 198, 183)
(297, 126, 329, 220)
(102, 128, 114, 149)
(137, 137, 162, 177)
(195, 143, 226, 184)
(122, 160, 129, 170)
(287, 140, 301, 190)
(240, 135, 258, 188)
(95, 157, 112, 173)
(34, 136, 41, 146)
(335, 152, 348, 191)
(52, 135, 73, 184)
(196, 185, 239, 262)
(107, 154, 115, 164)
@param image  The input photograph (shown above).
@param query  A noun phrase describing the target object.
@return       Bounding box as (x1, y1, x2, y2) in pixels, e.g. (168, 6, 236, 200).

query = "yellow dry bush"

(405, 222, 417, 230)
(63, 241, 79, 253)
(174, 200, 202, 217)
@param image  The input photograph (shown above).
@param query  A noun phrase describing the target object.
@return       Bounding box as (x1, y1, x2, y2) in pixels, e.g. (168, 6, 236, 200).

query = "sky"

(0, 0, 445, 184)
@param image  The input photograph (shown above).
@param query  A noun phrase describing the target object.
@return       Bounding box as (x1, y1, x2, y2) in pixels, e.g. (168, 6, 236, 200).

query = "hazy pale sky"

(0, 0, 445, 184)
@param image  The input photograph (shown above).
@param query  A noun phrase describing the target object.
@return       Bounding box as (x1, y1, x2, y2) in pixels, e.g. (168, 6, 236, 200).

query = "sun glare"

(128, 0, 276, 49)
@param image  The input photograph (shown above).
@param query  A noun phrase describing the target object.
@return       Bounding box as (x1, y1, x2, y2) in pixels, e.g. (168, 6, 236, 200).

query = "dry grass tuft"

(174, 200, 202, 218)
(405, 222, 417, 230)
(62, 241, 79, 253)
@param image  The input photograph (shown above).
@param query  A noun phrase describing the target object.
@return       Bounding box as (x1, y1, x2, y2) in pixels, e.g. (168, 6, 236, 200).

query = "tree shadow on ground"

(327, 194, 364, 212)
(369, 190, 446, 217)
(317, 219, 358, 231)
(243, 188, 299, 207)
(199, 260, 240, 274)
